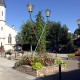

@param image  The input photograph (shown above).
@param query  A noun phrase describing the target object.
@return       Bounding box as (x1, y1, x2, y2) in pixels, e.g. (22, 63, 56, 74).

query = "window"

(8, 34, 12, 43)
(1, 27, 3, 30)
(2, 11, 3, 16)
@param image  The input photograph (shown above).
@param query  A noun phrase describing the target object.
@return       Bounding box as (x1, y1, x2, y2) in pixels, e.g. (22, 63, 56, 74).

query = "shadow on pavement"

(36, 69, 80, 80)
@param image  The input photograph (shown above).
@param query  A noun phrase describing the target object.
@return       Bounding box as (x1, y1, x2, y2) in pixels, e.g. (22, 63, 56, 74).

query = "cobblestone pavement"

(0, 57, 36, 80)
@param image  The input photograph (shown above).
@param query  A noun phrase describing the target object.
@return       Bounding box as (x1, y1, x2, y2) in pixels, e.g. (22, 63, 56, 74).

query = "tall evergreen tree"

(35, 11, 46, 53)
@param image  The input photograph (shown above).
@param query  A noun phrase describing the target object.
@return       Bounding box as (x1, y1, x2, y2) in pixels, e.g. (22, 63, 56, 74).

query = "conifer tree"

(35, 11, 46, 53)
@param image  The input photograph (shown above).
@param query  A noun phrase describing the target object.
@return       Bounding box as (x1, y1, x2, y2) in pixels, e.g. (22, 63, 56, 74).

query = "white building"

(0, 0, 18, 51)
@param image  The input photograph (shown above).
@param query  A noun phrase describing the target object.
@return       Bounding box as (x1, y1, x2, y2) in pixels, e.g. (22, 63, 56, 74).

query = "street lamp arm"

(29, 12, 35, 23)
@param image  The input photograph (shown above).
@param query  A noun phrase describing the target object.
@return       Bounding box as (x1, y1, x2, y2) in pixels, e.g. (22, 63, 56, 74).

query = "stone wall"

(14, 65, 66, 77)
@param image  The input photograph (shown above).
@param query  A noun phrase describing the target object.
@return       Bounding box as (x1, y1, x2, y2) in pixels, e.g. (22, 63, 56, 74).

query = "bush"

(15, 56, 54, 67)
(54, 57, 66, 67)
(43, 58, 54, 66)
(33, 57, 54, 66)
(15, 56, 30, 67)
(32, 62, 44, 70)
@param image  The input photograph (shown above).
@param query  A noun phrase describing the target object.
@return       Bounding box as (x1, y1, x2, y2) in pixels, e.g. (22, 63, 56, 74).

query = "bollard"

(15, 52, 16, 58)
(59, 64, 62, 80)
(5, 52, 6, 58)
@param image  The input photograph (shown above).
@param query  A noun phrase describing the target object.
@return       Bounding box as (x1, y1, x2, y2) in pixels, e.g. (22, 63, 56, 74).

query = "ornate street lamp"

(27, 3, 34, 13)
(45, 9, 51, 21)
(27, 3, 34, 21)
(27, 3, 51, 57)
(27, 3, 62, 80)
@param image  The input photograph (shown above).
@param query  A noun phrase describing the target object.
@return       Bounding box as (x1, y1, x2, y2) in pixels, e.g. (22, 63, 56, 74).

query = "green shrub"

(15, 56, 30, 67)
(32, 62, 44, 70)
(57, 60, 66, 67)
(54, 57, 66, 67)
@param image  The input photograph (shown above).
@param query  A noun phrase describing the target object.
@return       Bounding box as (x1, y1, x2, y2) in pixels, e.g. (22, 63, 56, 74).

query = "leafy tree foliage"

(19, 13, 79, 53)
(74, 28, 80, 48)
(21, 20, 36, 52)
(47, 22, 61, 45)
(46, 22, 74, 53)
(59, 25, 70, 45)
(74, 28, 80, 36)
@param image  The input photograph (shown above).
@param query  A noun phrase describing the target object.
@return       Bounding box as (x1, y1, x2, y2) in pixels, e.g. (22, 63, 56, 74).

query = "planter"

(14, 64, 66, 77)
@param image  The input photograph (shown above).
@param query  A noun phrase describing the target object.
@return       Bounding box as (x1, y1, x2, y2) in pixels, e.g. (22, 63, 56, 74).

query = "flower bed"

(14, 56, 66, 77)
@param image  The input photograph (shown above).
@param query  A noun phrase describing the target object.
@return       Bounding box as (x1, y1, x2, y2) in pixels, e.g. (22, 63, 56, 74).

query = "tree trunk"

(30, 44, 32, 54)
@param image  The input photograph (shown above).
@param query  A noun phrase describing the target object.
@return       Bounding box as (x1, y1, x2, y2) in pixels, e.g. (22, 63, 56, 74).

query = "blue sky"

(5, 0, 80, 33)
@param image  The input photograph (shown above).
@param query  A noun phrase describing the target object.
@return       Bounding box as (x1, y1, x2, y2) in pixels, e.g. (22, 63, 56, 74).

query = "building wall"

(0, 3, 6, 47)
(0, 22, 5, 46)
(4, 24, 18, 50)
(0, 6, 6, 21)
(0, 1, 18, 51)
(0, 23, 18, 51)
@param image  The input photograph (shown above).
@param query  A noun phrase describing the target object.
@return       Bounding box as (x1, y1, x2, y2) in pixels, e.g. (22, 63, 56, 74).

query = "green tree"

(46, 21, 54, 48)
(66, 39, 75, 53)
(59, 25, 70, 45)
(46, 22, 61, 48)
(21, 20, 36, 53)
(35, 11, 46, 53)
(74, 28, 80, 37)
(74, 28, 80, 48)
(46, 22, 74, 53)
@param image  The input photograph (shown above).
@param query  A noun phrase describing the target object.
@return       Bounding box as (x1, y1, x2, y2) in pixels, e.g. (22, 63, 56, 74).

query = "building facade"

(0, 0, 18, 51)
